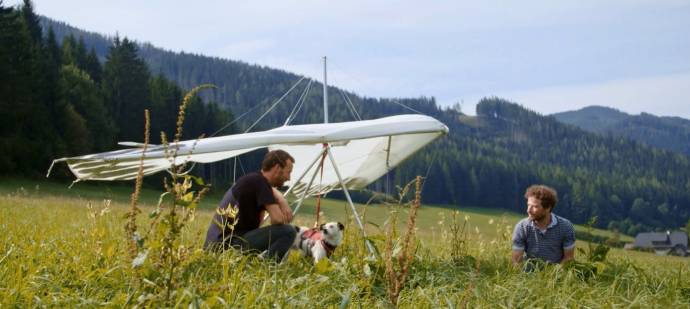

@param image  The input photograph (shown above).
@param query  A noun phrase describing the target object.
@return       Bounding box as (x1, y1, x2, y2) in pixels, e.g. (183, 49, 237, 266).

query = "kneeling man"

(204, 150, 296, 262)
(512, 185, 575, 267)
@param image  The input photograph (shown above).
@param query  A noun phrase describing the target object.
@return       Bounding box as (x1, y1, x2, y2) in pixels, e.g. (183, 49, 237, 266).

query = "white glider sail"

(51, 114, 449, 197)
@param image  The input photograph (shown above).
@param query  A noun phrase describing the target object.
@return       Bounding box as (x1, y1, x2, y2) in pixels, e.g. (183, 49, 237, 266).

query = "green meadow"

(1, 177, 688, 307)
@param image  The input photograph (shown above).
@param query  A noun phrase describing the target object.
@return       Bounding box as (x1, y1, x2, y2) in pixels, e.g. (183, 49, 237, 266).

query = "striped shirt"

(512, 213, 576, 264)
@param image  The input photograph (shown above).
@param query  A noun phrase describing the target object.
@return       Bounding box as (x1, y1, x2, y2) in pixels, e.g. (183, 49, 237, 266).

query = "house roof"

(634, 231, 688, 248)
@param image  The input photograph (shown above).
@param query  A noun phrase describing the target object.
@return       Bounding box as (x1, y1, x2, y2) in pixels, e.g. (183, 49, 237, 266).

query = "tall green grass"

(1, 185, 688, 307)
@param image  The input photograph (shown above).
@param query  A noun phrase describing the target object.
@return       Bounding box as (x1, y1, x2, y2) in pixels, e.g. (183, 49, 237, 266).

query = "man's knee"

(273, 224, 296, 239)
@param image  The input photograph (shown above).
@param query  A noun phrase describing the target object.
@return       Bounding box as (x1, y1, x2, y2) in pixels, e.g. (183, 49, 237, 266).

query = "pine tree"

(102, 36, 151, 142)
(20, 0, 41, 43)
(75, 36, 88, 69)
(0, 0, 61, 174)
(148, 74, 182, 142)
(84, 47, 102, 83)
(0, 2, 32, 172)
(58, 64, 115, 152)
(46, 27, 61, 69)
(61, 34, 77, 65)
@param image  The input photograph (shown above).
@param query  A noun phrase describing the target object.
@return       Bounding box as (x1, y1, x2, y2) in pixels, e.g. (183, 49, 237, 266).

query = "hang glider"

(49, 114, 448, 198)
(48, 57, 449, 256)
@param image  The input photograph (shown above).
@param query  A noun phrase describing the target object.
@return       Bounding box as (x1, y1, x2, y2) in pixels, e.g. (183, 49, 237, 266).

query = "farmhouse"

(630, 231, 688, 256)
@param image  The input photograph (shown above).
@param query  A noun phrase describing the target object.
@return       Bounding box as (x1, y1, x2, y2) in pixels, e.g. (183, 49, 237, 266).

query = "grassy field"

(0, 177, 632, 242)
(1, 177, 688, 307)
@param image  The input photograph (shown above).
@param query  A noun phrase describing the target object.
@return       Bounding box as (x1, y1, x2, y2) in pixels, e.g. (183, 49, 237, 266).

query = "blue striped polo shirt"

(512, 213, 576, 264)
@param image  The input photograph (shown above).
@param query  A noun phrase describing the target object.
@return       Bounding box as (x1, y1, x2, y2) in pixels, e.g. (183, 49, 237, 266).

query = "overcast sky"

(8, 0, 690, 118)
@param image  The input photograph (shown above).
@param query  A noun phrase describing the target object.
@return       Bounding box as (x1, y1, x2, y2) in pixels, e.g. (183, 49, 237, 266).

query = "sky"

(7, 0, 690, 118)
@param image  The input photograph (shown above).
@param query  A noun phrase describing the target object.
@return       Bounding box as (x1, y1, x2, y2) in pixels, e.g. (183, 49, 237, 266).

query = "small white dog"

(292, 222, 344, 263)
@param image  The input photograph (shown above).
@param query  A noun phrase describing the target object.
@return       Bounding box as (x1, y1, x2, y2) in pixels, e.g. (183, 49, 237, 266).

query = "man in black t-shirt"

(204, 150, 296, 261)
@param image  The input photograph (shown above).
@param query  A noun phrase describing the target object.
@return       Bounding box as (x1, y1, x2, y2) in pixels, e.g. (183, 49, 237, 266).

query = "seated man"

(204, 150, 296, 262)
(512, 185, 575, 268)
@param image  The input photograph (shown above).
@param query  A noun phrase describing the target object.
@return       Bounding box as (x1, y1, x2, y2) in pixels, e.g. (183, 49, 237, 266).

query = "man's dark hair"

(524, 185, 558, 210)
(261, 149, 295, 171)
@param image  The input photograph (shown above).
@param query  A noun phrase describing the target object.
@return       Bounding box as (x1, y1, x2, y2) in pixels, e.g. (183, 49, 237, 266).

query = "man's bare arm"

(560, 248, 575, 264)
(511, 250, 524, 266)
(264, 203, 289, 224)
(260, 190, 292, 224)
(271, 187, 293, 223)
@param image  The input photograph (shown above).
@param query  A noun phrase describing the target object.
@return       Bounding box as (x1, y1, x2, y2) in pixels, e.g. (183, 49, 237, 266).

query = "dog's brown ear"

(338, 222, 344, 230)
(319, 223, 325, 230)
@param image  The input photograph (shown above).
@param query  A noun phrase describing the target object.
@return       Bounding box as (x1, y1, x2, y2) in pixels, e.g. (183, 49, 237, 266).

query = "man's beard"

(274, 179, 285, 187)
(529, 213, 546, 222)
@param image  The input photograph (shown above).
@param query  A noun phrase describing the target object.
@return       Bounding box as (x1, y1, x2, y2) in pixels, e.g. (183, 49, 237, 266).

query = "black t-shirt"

(204, 172, 276, 249)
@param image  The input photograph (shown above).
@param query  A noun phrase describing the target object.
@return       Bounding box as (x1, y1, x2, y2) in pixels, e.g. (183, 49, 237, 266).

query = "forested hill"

(553, 106, 690, 156)
(393, 98, 690, 235)
(4, 10, 688, 234)
(2, 6, 235, 186)
(552, 106, 630, 132)
(41, 16, 442, 131)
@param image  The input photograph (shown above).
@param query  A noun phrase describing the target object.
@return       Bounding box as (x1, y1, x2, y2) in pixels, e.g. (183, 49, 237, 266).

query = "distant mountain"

(553, 106, 690, 156)
(39, 17, 113, 61)
(30, 15, 690, 234)
(552, 106, 629, 132)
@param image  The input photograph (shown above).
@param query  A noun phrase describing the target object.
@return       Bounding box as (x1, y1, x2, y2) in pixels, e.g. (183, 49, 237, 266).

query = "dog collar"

(322, 240, 336, 256)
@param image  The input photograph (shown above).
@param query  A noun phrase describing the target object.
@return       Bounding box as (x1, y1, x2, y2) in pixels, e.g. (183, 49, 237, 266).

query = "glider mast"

(323, 56, 329, 124)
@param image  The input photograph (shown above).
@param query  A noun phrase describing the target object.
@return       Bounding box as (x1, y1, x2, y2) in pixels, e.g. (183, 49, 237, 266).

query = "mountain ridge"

(553, 106, 690, 156)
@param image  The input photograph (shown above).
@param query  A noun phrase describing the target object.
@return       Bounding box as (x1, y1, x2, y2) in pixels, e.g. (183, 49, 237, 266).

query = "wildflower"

(176, 245, 189, 260)
(314, 274, 329, 283)
(217, 205, 239, 219)
(292, 275, 309, 285)
(363, 263, 372, 277)
(99, 199, 111, 216)
(489, 219, 494, 225)
(131, 231, 144, 248)
(87, 202, 96, 220)
(364, 255, 377, 262)
(132, 249, 149, 268)
(340, 257, 348, 266)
